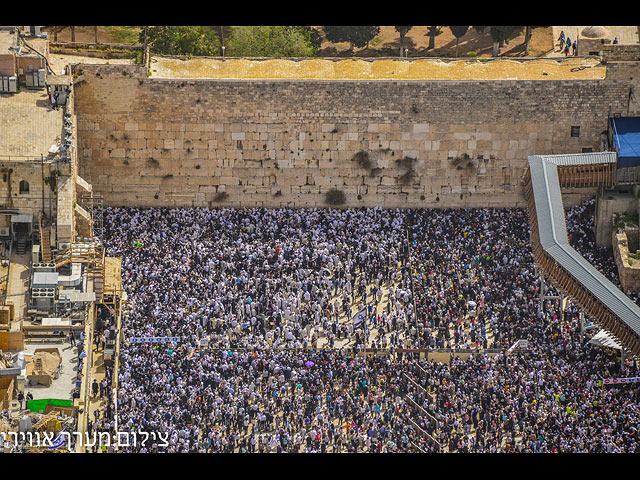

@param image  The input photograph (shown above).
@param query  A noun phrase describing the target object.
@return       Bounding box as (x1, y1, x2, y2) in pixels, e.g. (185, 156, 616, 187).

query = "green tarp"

(26, 398, 72, 413)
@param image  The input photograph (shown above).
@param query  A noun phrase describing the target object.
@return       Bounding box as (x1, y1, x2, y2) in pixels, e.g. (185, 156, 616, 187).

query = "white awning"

(41, 317, 71, 327)
(11, 214, 32, 224)
(588, 330, 622, 350)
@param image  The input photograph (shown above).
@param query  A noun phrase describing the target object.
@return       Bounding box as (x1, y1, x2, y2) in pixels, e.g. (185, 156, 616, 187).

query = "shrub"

(325, 188, 346, 206)
(353, 150, 373, 170)
(396, 156, 416, 170)
(214, 191, 229, 202)
(398, 170, 415, 185)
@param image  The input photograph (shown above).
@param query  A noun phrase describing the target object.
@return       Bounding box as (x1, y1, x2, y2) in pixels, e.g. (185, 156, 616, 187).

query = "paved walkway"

(550, 26, 640, 57)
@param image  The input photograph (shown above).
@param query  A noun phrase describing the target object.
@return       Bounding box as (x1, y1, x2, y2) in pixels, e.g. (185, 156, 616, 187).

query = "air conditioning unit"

(8, 76, 17, 93)
(0, 227, 9, 237)
(32, 263, 55, 272)
(59, 242, 70, 250)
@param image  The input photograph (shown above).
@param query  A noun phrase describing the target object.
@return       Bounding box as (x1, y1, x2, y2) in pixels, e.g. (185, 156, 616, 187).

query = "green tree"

(142, 26, 220, 56)
(227, 26, 317, 57)
(489, 26, 521, 56)
(322, 26, 380, 50)
(322, 26, 349, 45)
(395, 26, 413, 55)
(300, 26, 323, 50)
(449, 26, 469, 57)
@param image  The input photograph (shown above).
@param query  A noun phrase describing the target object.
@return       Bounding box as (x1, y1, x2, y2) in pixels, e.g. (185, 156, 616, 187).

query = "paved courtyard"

(0, 89, 61, 159)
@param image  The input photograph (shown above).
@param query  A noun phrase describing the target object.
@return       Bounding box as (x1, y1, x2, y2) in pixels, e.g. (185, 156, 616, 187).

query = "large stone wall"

(73, 63, 637, 209)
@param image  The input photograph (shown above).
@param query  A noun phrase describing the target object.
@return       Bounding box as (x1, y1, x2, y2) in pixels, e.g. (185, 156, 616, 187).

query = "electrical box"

(25, 70, 45, 89)
(8, 76, 16, 93)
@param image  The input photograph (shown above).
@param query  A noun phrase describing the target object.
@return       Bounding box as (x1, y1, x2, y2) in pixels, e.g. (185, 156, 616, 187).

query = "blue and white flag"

(49, 430, 66, 450)
(351, 306, 367, 329)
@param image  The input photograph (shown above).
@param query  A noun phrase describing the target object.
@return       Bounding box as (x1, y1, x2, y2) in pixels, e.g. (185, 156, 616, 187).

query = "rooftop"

(0, 29, 48, 58)
(0, 89, 62, 160)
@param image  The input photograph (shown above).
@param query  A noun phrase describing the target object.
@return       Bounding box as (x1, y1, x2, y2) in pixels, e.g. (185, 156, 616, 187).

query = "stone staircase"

(39, 214, 52, 263)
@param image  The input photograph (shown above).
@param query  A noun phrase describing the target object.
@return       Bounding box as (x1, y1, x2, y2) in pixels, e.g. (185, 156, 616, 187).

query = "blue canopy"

(611, 117, 640, 168)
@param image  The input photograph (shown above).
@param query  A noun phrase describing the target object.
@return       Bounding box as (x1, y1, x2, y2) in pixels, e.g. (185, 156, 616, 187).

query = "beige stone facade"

(72, 62, 640, 210)
(613, 229, 640, 293)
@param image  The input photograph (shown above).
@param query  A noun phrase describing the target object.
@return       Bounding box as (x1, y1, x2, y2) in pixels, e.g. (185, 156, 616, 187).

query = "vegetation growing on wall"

(0, 168, 12, 207)
(396, 156, 417, 185)
(44, 170, 62, 192)
(214, 191, 229, 202)
(353, 150, 373, 170)
(325, 188, 346, 205)
(451, 153, 475, 171)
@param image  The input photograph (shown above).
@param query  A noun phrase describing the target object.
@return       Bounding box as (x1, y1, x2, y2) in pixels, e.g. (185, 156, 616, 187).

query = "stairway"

(39, 214, 52, 263)
(90, 245, 105, 302)
(15, 237, 27, 255)
(40, 227, 51, 262)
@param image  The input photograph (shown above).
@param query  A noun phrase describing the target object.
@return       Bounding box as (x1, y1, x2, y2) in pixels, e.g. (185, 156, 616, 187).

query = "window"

(19, 180, 29, 194)
(582, 147, 593, 153)
(571, 126, 580, 137)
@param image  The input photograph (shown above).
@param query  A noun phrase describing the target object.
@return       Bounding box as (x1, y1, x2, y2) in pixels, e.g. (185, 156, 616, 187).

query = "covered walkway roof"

(527, 152, 640, 355)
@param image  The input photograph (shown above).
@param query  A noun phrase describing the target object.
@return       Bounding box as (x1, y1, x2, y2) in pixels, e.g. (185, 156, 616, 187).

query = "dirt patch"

(312, 26, 554, 58)
(42, 26, 142, 44)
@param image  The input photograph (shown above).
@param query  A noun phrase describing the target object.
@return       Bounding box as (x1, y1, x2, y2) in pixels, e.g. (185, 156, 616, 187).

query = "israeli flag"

(49, 430, 66, 450)
(352, 306, 367, 329)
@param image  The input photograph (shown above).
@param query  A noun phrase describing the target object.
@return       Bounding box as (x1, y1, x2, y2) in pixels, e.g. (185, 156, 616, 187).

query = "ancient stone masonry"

(73, 62, 638, 209)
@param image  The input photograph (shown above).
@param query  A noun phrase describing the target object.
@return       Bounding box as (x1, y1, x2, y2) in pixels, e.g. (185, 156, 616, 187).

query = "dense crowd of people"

(99, 202, 639, 453)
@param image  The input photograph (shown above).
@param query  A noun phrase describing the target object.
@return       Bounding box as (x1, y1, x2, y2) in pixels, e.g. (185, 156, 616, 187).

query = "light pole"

(222, 46, 226, 59)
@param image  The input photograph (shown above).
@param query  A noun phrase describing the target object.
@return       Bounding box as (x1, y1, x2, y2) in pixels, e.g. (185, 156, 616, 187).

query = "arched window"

(19, 180, 29, 194)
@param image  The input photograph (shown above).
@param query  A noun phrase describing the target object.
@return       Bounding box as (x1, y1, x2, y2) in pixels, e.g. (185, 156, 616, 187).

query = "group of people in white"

(96, 201, 638, 452)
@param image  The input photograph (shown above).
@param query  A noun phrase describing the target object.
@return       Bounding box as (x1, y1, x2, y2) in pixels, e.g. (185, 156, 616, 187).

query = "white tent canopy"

(588, 330, 622, 350)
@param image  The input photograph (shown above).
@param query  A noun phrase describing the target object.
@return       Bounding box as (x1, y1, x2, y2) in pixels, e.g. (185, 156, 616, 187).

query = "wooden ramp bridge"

(524, 152, 640, 357)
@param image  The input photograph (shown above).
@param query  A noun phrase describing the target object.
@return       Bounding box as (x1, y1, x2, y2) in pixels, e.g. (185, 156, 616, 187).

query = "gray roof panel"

(528, 152, 640, 339)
